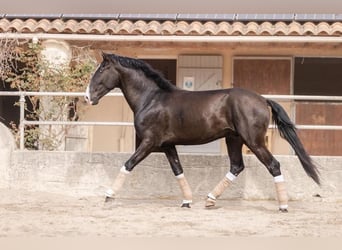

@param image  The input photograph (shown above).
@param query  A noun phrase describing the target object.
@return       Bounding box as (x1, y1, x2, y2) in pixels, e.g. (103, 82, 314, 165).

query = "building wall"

(81, 95, 134, 152)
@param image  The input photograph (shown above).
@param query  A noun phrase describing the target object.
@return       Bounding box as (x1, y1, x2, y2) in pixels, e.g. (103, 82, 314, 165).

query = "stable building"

(1, 14, 341, 156)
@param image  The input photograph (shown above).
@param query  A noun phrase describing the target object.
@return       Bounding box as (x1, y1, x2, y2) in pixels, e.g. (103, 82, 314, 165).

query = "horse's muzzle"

(84, 95, 98, 105)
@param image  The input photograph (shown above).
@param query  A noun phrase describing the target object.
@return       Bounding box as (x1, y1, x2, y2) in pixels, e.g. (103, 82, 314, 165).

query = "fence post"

(19, 93, 25, 150)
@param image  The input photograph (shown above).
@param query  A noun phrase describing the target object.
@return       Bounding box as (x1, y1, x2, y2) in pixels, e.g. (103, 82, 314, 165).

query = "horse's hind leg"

(163, 145, 192, 208)
(247, 142, 289, 212)
(205, 134, 244, 208)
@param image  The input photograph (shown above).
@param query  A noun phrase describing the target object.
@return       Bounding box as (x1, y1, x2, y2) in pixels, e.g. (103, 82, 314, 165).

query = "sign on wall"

(177, 54, 223, 154)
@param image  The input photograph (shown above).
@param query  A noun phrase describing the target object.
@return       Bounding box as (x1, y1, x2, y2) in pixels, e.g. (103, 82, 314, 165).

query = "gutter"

(1, 33, 342, 43)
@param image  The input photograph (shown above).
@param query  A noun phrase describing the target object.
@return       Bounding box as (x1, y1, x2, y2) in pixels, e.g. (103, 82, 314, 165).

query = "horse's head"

(85, 52, 121, 105)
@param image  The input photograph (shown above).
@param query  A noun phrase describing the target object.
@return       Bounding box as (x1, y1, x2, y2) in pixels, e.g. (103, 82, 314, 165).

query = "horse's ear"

(101, 52, 117, 66)
(101, 51, 108, 59)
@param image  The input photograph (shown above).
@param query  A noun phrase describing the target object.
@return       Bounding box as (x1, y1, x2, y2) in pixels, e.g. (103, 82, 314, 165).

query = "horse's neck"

(120, 71, 159, 114)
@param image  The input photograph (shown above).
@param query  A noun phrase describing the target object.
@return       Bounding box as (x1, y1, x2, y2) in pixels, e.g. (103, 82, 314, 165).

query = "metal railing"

(0, 91, 134, 150)
(0, 91, 342, 150)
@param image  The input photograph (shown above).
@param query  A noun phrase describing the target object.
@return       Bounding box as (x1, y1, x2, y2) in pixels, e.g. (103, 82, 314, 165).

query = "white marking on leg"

(120, 165, 131, 174)
(85, 85, 92, 104)
(105, 188, 114, 197)
(279, 204, 289, 210)
(274, 175, 285, 183)
(207, 193, 216, 200)
(226, 172, 237, 182)
(176, 173, 184, 179)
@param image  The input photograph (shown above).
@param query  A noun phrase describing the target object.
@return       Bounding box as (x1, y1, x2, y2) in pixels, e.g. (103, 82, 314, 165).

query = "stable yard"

(0, 189, 341, 237)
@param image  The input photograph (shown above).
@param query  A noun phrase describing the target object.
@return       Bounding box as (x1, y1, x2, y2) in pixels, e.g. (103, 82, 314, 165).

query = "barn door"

(177, 55, 223, 154)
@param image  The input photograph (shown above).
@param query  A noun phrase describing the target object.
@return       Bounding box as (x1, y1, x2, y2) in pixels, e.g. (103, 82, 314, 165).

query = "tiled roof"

(1, 17, 342, 36)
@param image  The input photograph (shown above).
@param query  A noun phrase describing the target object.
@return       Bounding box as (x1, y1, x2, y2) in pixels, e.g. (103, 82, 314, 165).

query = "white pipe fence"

(0, 91, 342, 150)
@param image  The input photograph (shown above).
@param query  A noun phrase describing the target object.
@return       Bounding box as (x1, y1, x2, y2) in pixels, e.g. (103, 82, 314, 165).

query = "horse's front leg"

(163, 145, 193, 208)
(105, 139, 154, 202)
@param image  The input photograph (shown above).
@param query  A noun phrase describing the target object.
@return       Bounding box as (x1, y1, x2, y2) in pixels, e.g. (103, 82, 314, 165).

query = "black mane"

(110, 54, 176, 91)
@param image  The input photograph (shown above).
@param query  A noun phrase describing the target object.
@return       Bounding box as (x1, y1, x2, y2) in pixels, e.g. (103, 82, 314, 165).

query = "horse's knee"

(267, 158, 281, 177)
(230, 163, 245, 176)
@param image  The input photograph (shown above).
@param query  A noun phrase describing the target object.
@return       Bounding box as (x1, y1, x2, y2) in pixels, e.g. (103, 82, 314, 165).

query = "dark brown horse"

(85, 53, 320, 212)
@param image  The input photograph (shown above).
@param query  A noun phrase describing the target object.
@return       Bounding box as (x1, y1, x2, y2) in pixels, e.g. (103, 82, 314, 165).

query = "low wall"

(0, 123, 16, 189)
(3, 150, 342, 202)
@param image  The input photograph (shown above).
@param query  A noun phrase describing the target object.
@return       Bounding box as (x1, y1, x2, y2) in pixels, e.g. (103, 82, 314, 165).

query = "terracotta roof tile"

(160, 21, 175, 35)
(273, 22, 288, 35)
(331, 22, 342, 35)
(258, 22, 273, 35)
(36, 19, 52, 32)
(1, 18, 342, 37)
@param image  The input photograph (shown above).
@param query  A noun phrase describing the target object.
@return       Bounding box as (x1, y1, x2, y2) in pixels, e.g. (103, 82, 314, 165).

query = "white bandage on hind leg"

(105, 165, 130, 198)
(274, 175, 288, 210)
(176, 174, 193, 204)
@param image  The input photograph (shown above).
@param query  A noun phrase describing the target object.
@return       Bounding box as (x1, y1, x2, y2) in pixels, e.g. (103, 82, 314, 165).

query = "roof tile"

(1, 18, 342, 37)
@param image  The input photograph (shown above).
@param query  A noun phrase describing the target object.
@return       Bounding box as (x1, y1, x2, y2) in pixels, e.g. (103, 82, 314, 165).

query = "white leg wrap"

(120, 165, 131, 174)
(274, 175, 285, 183)
(226, 172, 237, 182)
(274, 175, 289, 210)
(205, 172, 236, 207)
(209, 176, 232, 199)
(105, 165, 130, 198)
(176, 174, 192, 204)
(105, 189, 114, 197)
(207, 193, 216, 200)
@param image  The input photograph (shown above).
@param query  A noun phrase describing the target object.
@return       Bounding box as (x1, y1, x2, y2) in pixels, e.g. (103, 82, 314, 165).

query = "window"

(294, 57, 342, 156)
(294, 57, 342, 96)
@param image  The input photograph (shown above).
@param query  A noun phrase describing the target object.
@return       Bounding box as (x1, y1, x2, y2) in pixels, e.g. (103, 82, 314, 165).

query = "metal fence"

(0, 91, 342, 150)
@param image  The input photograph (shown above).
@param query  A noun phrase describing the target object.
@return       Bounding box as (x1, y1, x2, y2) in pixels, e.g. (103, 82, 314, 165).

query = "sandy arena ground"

(0, 189, 341, 237)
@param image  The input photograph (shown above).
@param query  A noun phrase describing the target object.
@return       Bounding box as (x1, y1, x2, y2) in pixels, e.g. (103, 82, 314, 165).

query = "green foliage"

(5, 41, 97, 150)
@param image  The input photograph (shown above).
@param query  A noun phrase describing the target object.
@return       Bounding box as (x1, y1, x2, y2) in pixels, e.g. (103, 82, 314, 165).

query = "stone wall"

(1, 122, 341, 202)
(0, 122, 16, 188)
(6, 150, 342, 202)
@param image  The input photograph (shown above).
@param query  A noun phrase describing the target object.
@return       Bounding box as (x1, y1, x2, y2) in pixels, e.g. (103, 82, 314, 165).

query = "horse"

(85, 52, 320, 212)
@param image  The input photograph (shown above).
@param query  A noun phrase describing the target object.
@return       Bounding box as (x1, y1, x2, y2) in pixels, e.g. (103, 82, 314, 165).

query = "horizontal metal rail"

(23, 120, 134, 126)
(2, 91, 342, 101)
(0, 91, 341, 150)
(0, 91, 123, 97)
(268, 124, 342, 130)
(263, 94, 342, 101)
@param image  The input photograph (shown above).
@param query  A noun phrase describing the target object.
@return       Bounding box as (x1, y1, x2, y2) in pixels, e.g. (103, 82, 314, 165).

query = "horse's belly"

(166, 123, 231, 145)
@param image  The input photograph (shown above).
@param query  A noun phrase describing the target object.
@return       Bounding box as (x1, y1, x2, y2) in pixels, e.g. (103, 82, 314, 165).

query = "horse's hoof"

(279, 208, 288, 213)
(181, 203, 191, 208)
(104, 196, 115, 203)
(205, 198, 216, 208)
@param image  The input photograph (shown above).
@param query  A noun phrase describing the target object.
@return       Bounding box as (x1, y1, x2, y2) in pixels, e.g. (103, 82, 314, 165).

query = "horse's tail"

(266, 99, 320, 185)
